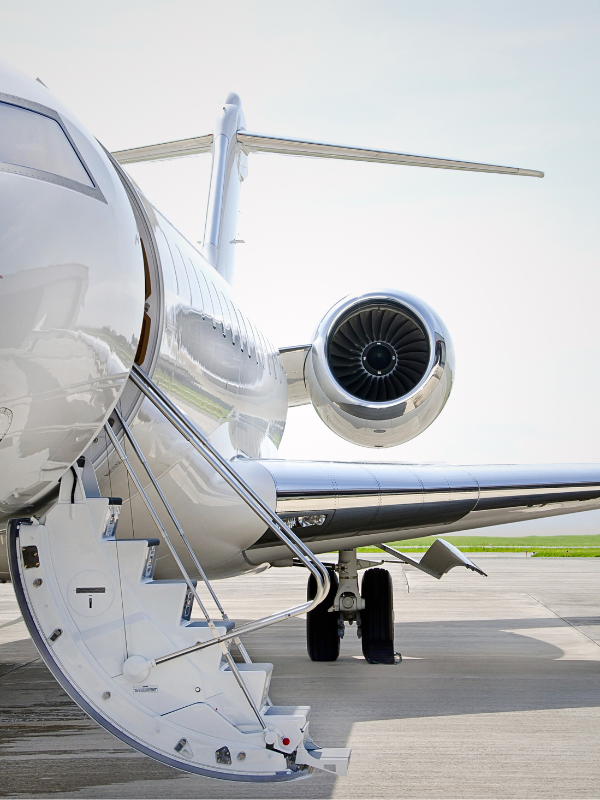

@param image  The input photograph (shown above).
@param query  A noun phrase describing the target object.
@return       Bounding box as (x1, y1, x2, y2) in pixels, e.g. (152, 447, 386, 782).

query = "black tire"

(361, 568, 396, 664)
(306, 568, 340, 662)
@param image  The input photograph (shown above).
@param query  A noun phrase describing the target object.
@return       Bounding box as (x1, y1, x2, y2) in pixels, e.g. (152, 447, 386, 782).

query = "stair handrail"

(112, 407, 253, 665)
(115, 364, 330, 665)
(104, 420, 268, 730)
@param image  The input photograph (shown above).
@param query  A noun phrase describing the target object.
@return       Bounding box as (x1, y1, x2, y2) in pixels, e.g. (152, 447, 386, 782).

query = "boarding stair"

(8, 366, 350, 782)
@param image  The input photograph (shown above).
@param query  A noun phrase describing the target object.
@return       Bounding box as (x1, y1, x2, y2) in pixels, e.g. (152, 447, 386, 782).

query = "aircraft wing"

(244, 460, 600, 561)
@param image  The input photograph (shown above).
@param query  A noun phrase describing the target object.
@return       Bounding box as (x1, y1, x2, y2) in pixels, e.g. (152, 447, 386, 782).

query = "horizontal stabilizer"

(112, 131, 543, 177)
(112, 134, 214, 164)
(238, 132, 544, 177)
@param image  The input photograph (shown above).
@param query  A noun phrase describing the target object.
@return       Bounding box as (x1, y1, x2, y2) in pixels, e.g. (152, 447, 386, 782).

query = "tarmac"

(1, 553, 600, 799)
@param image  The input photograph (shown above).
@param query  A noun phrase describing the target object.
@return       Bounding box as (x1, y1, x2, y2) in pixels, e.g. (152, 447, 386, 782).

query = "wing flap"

(378, 540, 487, 579)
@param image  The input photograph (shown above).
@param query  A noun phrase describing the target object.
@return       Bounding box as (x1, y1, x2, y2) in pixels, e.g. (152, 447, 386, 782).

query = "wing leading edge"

(244, 461, 600, 563)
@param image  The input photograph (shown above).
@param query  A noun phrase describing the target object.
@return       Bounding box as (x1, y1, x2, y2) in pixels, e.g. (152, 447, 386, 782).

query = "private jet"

(1, 59, 596, 782)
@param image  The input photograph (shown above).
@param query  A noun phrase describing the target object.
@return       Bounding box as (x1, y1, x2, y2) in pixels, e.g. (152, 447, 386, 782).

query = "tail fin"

(112, 106, 544, 284)
(201, 92, 247, 283)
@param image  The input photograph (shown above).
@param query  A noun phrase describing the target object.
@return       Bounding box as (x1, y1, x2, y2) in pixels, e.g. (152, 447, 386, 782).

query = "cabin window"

(0, 101, 93, 187)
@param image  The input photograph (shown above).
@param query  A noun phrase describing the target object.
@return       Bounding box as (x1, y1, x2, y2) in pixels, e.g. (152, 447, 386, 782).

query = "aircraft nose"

(0, 84, 145, 517)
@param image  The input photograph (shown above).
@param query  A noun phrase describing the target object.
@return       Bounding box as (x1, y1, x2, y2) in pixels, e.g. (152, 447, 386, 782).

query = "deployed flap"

(378, 540, 487, 579)
(279, 345, 311, 407)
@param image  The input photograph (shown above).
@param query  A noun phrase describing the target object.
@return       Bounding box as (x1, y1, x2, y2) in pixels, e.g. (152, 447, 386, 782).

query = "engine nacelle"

(305, 289, 454, 448)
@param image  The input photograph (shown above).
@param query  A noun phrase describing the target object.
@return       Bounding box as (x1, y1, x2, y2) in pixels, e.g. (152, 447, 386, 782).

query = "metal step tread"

(186, 619, 235, 632)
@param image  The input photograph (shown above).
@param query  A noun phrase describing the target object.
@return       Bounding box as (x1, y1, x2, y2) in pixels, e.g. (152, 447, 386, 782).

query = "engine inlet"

(327, 303, 430, 403)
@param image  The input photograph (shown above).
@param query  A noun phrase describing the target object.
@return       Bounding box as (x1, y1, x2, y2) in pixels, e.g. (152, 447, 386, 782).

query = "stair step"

(186, 619, 235, 633)
(265, 705, 311, 720)
(9, 486, 350, 781)
(296, 745, 352, 777)
(113, 538, 160, 584)
(222, 662, 273, 713)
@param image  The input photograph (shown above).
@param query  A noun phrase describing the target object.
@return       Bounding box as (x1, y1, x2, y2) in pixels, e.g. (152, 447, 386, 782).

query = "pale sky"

(2, 1, 599, 534)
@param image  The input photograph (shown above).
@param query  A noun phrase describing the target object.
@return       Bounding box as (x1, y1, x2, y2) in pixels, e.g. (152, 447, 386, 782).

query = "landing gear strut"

(306, 549, 400, 664)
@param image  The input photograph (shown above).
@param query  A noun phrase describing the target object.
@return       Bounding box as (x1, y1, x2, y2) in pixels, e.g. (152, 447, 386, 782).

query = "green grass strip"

(358, 536, 600, 557)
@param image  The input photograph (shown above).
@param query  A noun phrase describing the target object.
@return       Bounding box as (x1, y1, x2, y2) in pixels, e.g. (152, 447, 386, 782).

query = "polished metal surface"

(124, 365, 332, 645)
(112, 407, 226, 621)
(0, 63, 145, 519)
(304, 289, 454, 447)
(82, 174, 288, 578)
(278, 344, 311, 407)
(245, 460, 600, 562)
(4, 73, 593, 591)
(201, 93, 248, 283)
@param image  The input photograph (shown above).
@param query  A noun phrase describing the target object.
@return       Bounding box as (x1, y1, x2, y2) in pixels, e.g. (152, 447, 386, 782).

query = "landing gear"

(360, 568, 398, 665)
(307, 567, 340, 661)
(305, 550, 400, 664)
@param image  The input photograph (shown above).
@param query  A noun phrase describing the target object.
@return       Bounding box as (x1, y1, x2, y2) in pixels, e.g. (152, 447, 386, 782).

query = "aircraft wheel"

(306, 567, 340, 662)
(361, 568, 397, 664)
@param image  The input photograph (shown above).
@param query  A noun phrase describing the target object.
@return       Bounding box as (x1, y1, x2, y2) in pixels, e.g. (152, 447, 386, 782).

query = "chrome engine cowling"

(305, 290, 454, 447)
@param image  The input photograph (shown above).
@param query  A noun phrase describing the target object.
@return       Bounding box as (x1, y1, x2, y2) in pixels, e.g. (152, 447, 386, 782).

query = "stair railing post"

(113, 408, 252, 662)
(129, 364, 329, 602)
(104, 422, 267, 729)
(108, 365, 331, 668)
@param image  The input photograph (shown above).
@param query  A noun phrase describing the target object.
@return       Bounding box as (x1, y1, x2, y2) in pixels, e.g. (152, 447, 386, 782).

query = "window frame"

(0, 92, 105, 203)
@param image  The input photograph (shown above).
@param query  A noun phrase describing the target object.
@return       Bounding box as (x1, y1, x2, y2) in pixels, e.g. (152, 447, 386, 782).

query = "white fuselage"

(0, 62, 286, 580)
(90, 183, 288, 579)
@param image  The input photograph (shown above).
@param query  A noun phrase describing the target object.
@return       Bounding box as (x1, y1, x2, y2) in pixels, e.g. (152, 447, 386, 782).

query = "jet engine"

(304, 289, 454, 447)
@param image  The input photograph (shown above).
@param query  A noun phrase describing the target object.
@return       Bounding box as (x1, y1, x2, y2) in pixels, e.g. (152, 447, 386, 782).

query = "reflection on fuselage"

(147, 203, 286, 454)
(92, 189, 287, 578)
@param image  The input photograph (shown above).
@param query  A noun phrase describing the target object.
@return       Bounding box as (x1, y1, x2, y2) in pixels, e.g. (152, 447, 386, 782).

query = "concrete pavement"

(1, 555, 600, 798)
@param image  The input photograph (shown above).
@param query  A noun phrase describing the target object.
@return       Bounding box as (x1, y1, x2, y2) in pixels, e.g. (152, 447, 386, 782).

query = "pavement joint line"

(525, 592, 600, 648)
(0, 657, 41, 679)
(0, 752, 145, 762)
(0, 615, 23, 629)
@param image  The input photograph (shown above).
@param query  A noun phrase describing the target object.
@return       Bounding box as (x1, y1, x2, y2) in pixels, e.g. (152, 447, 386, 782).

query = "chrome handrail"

(119, 364, 329, 666)
(104, 420, 267, 729)
(113, 407, 252, 664)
